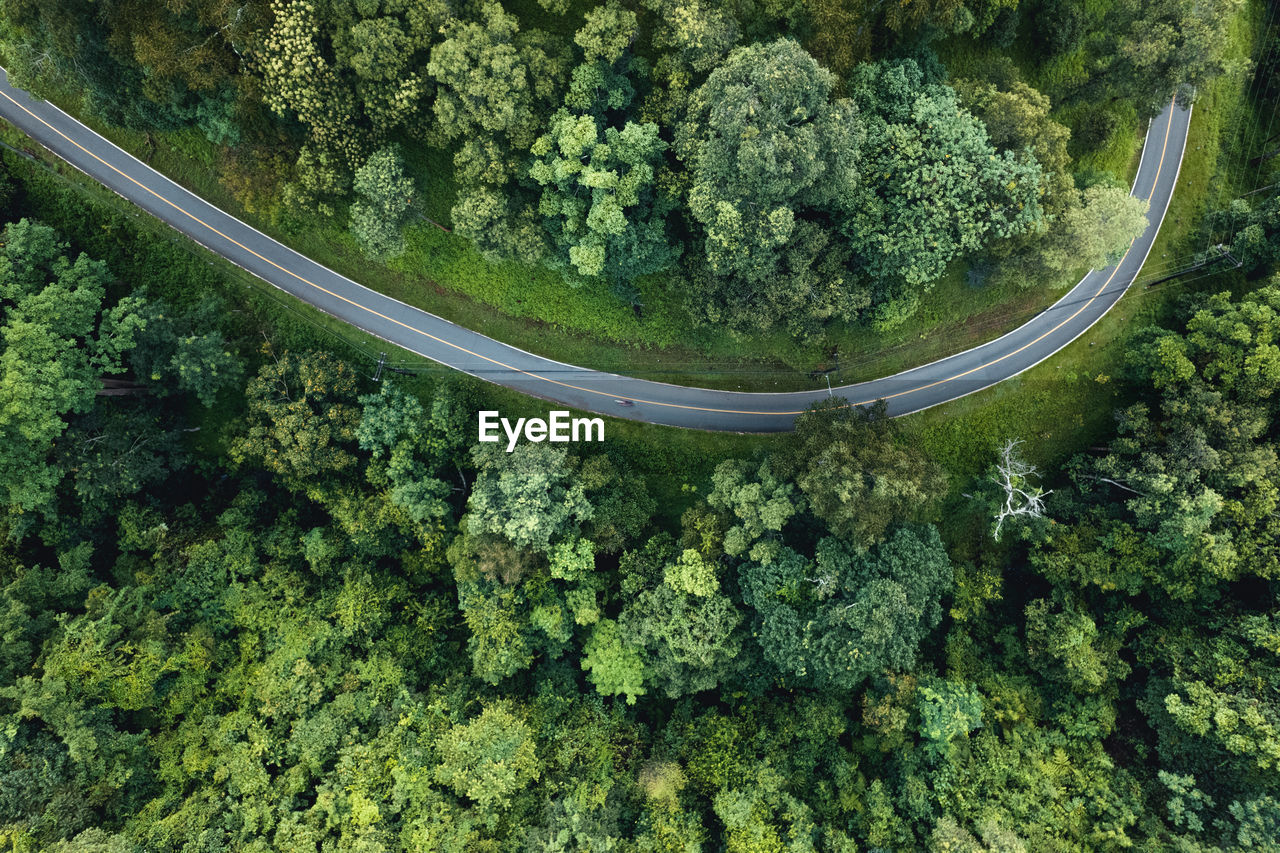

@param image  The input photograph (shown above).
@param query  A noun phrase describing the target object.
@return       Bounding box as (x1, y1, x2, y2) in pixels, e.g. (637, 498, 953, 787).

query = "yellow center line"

(0, 87, 1177, 420)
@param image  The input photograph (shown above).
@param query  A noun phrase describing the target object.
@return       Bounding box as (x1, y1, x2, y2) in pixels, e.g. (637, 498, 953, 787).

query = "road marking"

(0, 87, 1178, 421)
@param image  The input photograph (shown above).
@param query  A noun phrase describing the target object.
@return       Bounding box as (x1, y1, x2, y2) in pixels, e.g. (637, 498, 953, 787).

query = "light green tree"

(1036, 185, 1149, 275)
(529, 113, 676, 283)
(778, 400, 948, 549)
(581, 617, 647, 704)
(574, 0, 637, 64)
(349, 146, 415, 260)
(434, 703, 541, 810)
(464, 444, 593, 552)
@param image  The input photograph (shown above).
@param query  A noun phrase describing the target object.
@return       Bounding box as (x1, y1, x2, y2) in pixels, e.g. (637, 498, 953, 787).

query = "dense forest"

(1, 122, 1280, 853)
(2, 0, 1280, 850)
(0, 0, 1247, 340)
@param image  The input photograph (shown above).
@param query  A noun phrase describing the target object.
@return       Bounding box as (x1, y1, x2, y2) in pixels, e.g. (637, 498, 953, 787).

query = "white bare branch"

(990, 439, 1052, 541)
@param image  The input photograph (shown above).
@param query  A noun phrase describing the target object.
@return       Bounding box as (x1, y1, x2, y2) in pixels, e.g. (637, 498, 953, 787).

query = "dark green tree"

(844, 60, 1044, 325)
(675, 38, 866, 334)
(739, 527, 953, 692)
(778, 400, 948, 549)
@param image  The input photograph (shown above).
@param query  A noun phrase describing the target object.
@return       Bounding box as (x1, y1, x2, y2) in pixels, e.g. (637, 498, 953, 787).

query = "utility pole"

(1218, 244, 1243, 269)
(374, 352, 386, 383)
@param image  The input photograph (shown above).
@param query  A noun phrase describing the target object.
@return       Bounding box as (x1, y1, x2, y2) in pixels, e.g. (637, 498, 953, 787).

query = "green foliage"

(620, 568, 743, 697)
(350, 146, 415, 260)
(581, 617, 647, 703)
(229, 349, 362, 491)
(1029, 185, 1150, 277)
(917, 679, 984, 758)
(705, 457, 800, 560)
(434, 703, 541, 811)
(1207, 194, 1280, 276)
(677, 38, 867, 334)
(0, 5, 1274, 851)
(1106, 0, 1247, 115)
(464, 443, 593, 552)
(1024, 597, 1132, 695)
(845, 60, 1044, 322)
(529, 113, 676, 283)
(428, 3, 564, 151)
(953, 79, 1074, 218)
(1036, 286, 1280, 599)
(258, 0, 444, 168)
(779, 400, 949, 549)
(0, 219, 147, 522)
(739, 527, 954, 692)
(575, 0, 637, 64)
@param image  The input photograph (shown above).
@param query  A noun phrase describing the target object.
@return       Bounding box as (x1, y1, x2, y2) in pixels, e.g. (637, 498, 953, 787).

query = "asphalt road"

(0, 68, 1192, 432)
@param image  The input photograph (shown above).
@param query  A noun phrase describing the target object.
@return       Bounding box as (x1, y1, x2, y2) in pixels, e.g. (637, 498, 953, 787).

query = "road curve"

(0, 68, 1191, 432)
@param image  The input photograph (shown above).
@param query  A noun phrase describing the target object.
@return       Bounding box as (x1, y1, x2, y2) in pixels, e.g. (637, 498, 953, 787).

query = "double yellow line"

(0, 85, 1177, 420)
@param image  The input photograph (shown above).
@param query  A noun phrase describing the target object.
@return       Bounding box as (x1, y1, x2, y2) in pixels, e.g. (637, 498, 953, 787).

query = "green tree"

(676, 38, 865, 333)
(705, 458, 800, 560)
(464, 444, 593, 553)
(779, 400, 948, 549)
(1030, 185, 1150, 276)
(619, 548, 743, 698)
(258, 0, 445, 170)
(1206, 194, 1280, 276)
(917, 678, 984, 759)
(349, 145, 415, 260)
(574, 0, 637, 64)
(581, 617, 648, 704)
(1036, 286, 1280, 599)
(953, 79, 1074, 217)
(0, 219, 147, 521)
(1106, 0, 1246, 115)
(844, 60, 1043, 322)
(739, 527, 953, 692)
(429, 3, 566, 263)
(129, 297, 241, 408)
(0, 0, 190, 130)
(427, 2, 564, 150)
(435, 701, 540, 809)
(1025, 597, 1131, 695)
(229, 350, 362, 490)
(529, 113, 676, 283)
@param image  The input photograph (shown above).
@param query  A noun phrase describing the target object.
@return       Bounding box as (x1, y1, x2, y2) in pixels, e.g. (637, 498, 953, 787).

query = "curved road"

(0, 69, 1191, 432)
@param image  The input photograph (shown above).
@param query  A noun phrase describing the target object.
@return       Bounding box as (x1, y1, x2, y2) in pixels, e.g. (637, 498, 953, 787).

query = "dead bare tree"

(990, 439, 1052, 541)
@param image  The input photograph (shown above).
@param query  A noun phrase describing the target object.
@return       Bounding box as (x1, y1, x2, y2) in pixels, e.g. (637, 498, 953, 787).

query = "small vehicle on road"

(614, 399, 635, 407)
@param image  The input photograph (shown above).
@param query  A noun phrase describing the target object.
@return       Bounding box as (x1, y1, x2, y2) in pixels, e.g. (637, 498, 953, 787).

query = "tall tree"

(739, 526, 953, 692)
(844, 60, 1044, 325)
(229, 349, 362, 492)
(464, 444, 593, 553)
(529, 113, 677, 283)
(428, 2, 567, 263)
(777, 400, 948, 549)
(1105, 0, 1246, 115)
(349, 146, 415, 260)
(675, 38, 865, 334)
(1036, 285, 1280, 599)
(0, 219, 147, 522)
